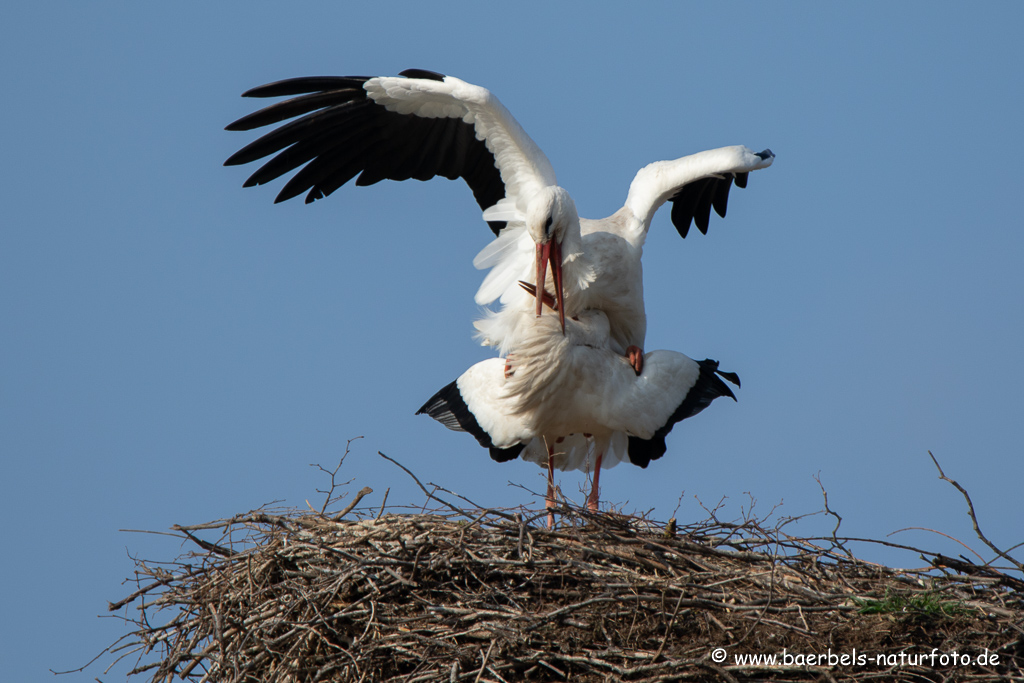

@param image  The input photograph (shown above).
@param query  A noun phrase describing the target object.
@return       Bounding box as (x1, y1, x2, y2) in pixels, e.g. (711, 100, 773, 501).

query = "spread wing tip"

(239, 76, 371, 99)
(398, 68, 447, 82)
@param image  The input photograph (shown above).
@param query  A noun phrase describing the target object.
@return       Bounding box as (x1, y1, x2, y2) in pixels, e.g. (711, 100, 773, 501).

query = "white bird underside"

(416, 311, 740, 473)
(224, 69, 774, 357)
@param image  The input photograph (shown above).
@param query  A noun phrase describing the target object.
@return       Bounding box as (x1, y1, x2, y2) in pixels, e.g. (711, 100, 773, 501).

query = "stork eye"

(545, 215, 554, 232)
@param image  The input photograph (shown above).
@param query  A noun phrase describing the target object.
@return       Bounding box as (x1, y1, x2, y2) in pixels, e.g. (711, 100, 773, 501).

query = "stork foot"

(546, 484, 557, 529)
(587, 452, 604, 514)
(546, 444, 556, 529)
(626, 345, 644, 375)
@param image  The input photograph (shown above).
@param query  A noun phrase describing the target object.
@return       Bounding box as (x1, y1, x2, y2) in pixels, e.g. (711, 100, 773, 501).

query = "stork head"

(526, 186, 579, 333)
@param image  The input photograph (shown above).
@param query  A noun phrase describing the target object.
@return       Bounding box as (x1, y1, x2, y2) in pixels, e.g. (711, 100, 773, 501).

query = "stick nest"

(105, 499, 1023, 682)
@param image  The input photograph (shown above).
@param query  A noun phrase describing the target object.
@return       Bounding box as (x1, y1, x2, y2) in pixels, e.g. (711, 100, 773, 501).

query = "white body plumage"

(418, 310, 739, 474)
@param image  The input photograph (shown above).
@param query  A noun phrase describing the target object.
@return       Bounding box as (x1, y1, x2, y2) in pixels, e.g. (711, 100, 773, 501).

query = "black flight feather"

(225, 70, 507, 233)
(417, 381, 525, 463)
(626, 359, 739, 469)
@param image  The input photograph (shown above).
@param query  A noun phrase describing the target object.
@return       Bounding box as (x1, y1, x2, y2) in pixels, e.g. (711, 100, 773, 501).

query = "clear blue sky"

(2, 3, 1022, 679)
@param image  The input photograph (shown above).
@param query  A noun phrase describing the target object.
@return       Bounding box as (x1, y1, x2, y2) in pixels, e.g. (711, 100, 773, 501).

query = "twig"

(888, 525, 984, 562)
(814, 471, 852, 559)
(378, 451, 464, 516)
(652, 589, 686, 661)
(928, 451, 1024, 573)
(174, 527, 238, 558)
(474, 640, 495, 683)
(333, 486, 374, 522)
(375, 487, 390, 522)
(429, 483, 518, 522)
(315, 436, 363, 514)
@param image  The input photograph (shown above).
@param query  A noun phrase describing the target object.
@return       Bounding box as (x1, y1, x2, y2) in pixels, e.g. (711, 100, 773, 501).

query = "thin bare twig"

(378, 451, 465, 517)
(814, 471, 852, 559)
(314, 436, 363, 514)
(374, 487, 390, 522)
(333, 486, 374, 522)
(929, 451, 1024, 572)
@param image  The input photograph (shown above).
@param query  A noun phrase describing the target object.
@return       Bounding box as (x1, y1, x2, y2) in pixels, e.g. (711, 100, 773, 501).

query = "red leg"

(587, 451, 604, 513)
(546, 442, 556, 529)
(626, 345, 644, 375)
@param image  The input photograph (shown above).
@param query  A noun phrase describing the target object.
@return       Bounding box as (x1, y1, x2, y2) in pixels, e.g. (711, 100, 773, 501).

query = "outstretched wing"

(225, 69, 557, 235)
(416, 359, 528, 463)
(626, 358, 740, 468)
(624, 145, 774, 238)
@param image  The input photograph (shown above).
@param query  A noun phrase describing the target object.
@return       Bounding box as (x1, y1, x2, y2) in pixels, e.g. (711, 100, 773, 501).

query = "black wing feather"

(276, 121, 388, 203)
(398, 68, 445, 82)
(240, 76, 372, 99)
(691, 180, 715, 235)
(667, 173, 753, 238)
(225, 71, 508, 234)
(711, 175, 733, 219)
(225, 99, 373, 167)
(417, 380, 525, 463)
(226, 89, 364, 132)
(626, 359, 739, 469)
(239, 124, 357, 189)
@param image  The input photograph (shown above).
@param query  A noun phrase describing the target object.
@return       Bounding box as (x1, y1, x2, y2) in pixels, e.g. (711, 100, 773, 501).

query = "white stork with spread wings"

(224, 68, 774, 366)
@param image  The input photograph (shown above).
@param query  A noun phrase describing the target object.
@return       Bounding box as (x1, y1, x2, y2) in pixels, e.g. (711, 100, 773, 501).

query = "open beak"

(535, 240, 566, 333)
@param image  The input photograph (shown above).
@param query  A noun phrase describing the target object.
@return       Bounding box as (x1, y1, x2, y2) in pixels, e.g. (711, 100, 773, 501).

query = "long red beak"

(535, 240, 565, 333)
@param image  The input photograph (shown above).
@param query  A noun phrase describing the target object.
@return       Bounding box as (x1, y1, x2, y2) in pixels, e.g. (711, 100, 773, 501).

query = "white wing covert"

(625, 145, 775, 237)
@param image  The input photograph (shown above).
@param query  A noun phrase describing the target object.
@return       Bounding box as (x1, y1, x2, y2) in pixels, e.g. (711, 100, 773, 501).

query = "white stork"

(416, 309, 739, 524)
(224, 69, 774, 367)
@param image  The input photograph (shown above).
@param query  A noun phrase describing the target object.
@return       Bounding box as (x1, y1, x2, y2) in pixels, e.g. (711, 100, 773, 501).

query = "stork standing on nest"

(416, 309, 739, 526)
(224, 69, 774, 370)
